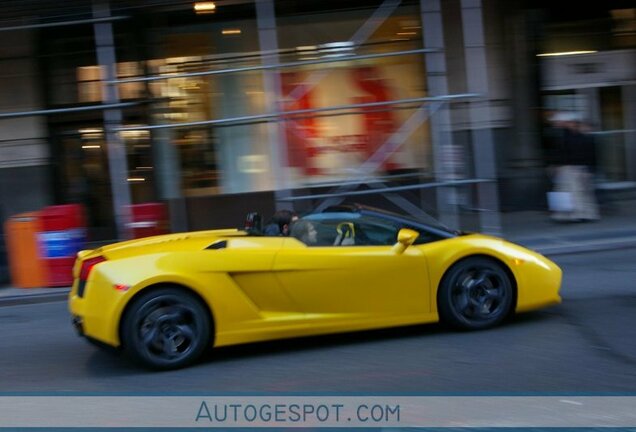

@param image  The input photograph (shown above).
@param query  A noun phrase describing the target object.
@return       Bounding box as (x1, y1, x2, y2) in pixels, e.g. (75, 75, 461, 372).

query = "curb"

(0, 290, 70, 308)
(530, 237, 636, 257)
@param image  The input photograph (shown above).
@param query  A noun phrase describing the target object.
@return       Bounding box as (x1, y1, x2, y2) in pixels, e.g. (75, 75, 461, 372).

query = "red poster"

(352, 66, 400, 172)
(281, 72, 320, 175)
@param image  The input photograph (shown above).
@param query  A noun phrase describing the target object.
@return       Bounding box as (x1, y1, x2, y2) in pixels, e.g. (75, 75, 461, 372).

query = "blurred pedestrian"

(263, 209, 298, 236)
(544, 112, 599, 222)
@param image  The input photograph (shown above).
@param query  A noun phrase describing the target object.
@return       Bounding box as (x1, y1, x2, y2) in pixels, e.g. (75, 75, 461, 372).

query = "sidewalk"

(502, 199, 636, 255)
(0, 286, 70, 305)
(2, 199, 636, 304)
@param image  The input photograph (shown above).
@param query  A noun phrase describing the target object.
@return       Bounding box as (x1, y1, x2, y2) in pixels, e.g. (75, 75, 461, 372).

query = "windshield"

(322, 204, 455, 234)
(361, 206, 454, 234)
(298, 211, 453, 247)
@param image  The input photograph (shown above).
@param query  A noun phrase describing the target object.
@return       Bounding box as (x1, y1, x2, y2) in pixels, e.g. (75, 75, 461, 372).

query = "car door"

(273, 216, 430, 320)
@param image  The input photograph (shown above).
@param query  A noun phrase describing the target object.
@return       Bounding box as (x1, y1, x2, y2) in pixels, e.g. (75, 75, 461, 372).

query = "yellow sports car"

(69, 204, 561, 369)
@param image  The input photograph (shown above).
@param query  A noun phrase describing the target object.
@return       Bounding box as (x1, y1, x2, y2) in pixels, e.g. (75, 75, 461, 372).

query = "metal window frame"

(106, 0, 498, 233)
(281, 178, 494, 201)
(107, 48, 438, 85)
(0, 102, 140, 120)
(0, 0, 501, 236)
(0, 15, 128, 32)
(115, 94, 478, 131)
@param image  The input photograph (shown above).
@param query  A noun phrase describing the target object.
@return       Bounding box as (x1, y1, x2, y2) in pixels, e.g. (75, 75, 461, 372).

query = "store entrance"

(543, 88, 630, 182)
(51, 121, 155, 241)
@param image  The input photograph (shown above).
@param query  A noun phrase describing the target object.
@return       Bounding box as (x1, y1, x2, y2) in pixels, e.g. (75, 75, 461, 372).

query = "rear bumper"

(71, 315, 84, 336)
(69, 282, 122, 347)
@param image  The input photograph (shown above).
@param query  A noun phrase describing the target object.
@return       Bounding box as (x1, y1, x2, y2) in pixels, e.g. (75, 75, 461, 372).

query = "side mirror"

(392, 228, 419, 254)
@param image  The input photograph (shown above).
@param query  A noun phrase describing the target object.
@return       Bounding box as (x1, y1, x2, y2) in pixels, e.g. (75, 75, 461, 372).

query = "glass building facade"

(1, 0, 635, 241)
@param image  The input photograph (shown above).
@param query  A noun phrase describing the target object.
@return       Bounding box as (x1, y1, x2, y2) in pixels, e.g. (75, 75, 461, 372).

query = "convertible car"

(69, 204, 561, 369)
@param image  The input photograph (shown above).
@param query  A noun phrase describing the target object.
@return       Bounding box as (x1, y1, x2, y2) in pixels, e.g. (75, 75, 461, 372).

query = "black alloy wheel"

(122, 287, 211, 370)
(438, 257, 514, 330)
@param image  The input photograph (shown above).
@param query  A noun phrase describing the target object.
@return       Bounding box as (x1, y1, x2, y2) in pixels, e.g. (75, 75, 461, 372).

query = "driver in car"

(290, 219, 318, 245)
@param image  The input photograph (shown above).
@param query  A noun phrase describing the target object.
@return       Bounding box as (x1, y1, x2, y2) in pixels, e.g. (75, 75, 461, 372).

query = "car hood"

(78, 229, 246, 261)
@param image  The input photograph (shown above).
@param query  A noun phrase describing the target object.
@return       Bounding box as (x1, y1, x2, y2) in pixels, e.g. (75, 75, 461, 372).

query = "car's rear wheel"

(121, 287, 211, 370)
(438, 257, 514, 330)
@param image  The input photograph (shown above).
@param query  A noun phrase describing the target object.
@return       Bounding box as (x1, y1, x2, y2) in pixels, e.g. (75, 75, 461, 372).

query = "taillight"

(79, 256, 106, 282)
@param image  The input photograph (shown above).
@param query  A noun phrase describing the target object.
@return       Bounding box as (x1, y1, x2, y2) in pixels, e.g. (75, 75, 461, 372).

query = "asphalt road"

(1, 247, 635, 393)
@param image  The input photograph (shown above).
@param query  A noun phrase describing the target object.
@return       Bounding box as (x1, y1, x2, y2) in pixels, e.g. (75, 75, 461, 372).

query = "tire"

(121, 287, 212, 370)
(437, 257, 514, 330)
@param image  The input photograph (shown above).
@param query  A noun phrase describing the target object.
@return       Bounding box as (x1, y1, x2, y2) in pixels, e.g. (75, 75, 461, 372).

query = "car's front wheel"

(438, 257, 514, 330)
(121, 287, 211, 370)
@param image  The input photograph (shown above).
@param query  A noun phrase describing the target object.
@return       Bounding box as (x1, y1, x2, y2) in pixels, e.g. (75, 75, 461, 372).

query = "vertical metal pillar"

(460, 0, 501, 235)
(622, 85, 636, 180)
(92, 0, 132, 239)
(255, 0, 292, 210)
(152, 123, 188, 232)
(577, 87, 601, 128)
(420, 0, 460, 229)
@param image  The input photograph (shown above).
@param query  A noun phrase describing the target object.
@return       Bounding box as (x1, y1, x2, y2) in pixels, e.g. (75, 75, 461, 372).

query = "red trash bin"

(38, 204, 86, 287)
(127, 203, 168, 239)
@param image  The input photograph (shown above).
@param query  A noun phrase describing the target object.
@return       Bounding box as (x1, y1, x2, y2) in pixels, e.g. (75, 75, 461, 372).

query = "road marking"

(559, 399, 583, 406)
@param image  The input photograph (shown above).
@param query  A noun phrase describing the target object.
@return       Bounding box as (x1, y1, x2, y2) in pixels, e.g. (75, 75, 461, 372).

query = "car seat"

(333, 222, 356, 246)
